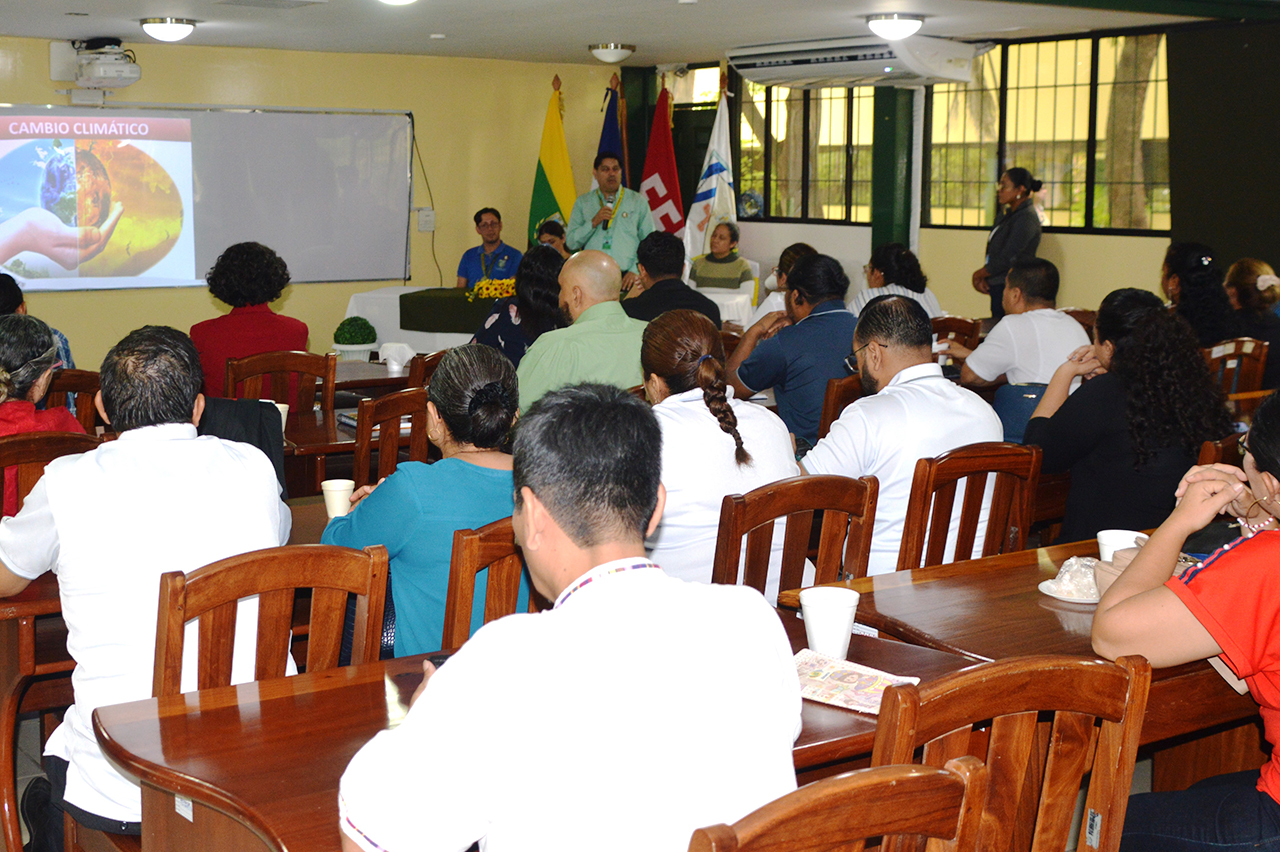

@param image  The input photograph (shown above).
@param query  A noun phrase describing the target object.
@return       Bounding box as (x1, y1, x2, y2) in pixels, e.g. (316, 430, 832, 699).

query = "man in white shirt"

(943, 259, 1089, 441)
(802, 295, 1003, 576)
(339, 383, 801, 852)
(0, 326, 290, 845)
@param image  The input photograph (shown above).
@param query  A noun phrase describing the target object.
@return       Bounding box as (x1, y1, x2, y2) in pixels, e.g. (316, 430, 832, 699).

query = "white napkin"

(379, 342, 417, 371)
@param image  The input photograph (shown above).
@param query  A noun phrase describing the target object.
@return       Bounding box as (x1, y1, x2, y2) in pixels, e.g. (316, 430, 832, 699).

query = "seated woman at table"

(190, 241, 308, 398)
(322, 343, 528, 656)
(849, 242, 943, 319)
(1163, 241, 1242, 348)
(471, 245, 566, 367)
(1093, 390, 1280, 852)
(1223, 257, 1280, 389)
(1023, 288, 1233, 543)
(641, 309, 803, 602)
(0, 314, 85, 515)
(689, 221, 755, 294)
(535, 219, 571, 259)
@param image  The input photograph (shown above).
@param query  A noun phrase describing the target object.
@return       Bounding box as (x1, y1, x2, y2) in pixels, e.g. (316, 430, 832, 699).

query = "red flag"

(639, 88, 684, 236)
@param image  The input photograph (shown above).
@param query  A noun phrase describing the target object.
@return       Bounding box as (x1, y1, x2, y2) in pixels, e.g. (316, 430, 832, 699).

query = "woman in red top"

(189, 242, 309, 397)
(0, 314, 85, 515)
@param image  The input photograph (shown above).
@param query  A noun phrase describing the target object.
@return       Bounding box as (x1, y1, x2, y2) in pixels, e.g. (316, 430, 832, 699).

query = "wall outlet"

(417, 207, 436, 232)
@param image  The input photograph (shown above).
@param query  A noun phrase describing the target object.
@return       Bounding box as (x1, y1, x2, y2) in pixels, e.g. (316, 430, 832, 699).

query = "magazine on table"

(794, 649, 920, 714)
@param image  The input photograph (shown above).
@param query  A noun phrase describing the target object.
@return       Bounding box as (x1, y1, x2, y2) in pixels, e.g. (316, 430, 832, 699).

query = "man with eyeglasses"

(802, 295, 1001, 576)
(566, 152, 655, 292)
(456, 207, 522, 290)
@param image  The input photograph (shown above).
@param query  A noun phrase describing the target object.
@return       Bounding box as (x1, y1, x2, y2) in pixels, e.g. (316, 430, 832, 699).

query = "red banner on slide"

(1, 116, 191, 142)
(640, 89, 684, 236)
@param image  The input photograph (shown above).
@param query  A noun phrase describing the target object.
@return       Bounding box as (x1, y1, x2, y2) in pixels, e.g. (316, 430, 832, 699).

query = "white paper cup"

(273, 402, 289, 436)
(321, 479, 356, 519)
(1097, 529, 1142, 562)
(799, 586, 860, 660)
(385, 360, 404, 373)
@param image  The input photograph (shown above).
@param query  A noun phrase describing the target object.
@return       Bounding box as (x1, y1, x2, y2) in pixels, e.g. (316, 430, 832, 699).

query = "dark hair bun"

(1028, 178, 1043, 193)
(468, 381, 513, 416)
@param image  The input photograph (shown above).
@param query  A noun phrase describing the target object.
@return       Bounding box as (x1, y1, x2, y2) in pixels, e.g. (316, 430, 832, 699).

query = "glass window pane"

(926, 49, 1001, 226)
(807, 87, 847, 220)
(768, 87, 804, 218)
(1093, 34, 1168, 229)
(738, 80, 767, 219)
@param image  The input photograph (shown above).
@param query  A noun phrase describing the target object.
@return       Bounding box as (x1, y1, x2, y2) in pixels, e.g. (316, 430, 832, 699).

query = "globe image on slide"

(76, 139, 184, 278)
(39, 146, 78, 226)
(75, 149, 112, 228)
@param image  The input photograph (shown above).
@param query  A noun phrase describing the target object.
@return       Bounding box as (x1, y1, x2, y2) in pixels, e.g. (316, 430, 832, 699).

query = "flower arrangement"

(468, 277, 516, 302)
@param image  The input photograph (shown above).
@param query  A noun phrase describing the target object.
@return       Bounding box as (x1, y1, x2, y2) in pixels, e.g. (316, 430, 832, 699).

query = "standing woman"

(972, 168, 1042, 320)
(641, 309, 803, 603)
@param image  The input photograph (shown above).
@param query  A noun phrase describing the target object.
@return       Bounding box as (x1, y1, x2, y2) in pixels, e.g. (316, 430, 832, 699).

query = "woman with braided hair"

(323, 343, 529, 656)
(0, 314, 85, 516)
(641, 309, 803, 602)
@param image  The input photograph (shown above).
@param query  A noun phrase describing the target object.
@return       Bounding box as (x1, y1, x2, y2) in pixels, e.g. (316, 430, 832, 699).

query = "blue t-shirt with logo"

(457, 243, 522, 288)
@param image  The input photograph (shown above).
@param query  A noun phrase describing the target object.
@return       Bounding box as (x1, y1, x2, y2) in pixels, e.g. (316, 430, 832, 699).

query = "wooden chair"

(45, 368, 100, 433)
(225, 350, 337, 412)
(352, 387, 429, 489)
(1203, 337, 1269, 396)
(711, 475, 879, 601)
(689, 757, 988, 852)
(627, 384, 648, 402)
(441, 517, 548, 651)
(1030, 471, 1071, 547)
(931, 316, 981, 352)
(720, 330, 743, 361)
(407, 349, 447, 388)
(818, 373, 862, 440)
(1199, 432, 1244, 467)
(897, 442, 1041, 572)
(872, 654, 1152, 852)
(1062, 307, 1097, 340)
(0, 432, 104, 852)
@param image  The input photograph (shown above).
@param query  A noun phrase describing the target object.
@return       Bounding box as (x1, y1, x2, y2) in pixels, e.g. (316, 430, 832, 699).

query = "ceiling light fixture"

(589, 44, 635, 63)
(866, 14, 924, 40)
(140, 18, 197, 42)
(378, 0, 419, 6)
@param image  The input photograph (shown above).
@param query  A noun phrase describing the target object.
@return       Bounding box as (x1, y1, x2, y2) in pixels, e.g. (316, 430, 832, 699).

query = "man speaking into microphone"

(566, 152, 655, 292)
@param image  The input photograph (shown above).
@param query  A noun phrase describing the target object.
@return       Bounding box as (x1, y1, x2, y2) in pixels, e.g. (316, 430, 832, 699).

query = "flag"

(592, 83, 628, 188)
(639, 88, 684, 236)
(527, 84, 577, 245)
(683, 92, 737, 261)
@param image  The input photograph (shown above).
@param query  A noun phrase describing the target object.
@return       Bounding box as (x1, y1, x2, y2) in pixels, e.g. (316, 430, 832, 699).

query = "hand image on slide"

(0, 203, 124, 269)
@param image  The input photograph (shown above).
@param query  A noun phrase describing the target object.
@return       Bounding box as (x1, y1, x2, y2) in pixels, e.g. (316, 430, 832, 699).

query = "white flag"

(682, 93, 737, 262)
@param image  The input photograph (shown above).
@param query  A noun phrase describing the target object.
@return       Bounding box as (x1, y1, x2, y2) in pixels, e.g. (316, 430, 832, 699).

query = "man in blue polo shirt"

(727, 253, 856, 454)
(456, 208, 522, 289)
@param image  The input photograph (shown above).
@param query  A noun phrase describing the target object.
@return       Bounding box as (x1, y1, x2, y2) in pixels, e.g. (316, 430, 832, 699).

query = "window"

(735, 80, 874, 222)
(924, 31, 1170, 232)
(671, 66, 722, 105)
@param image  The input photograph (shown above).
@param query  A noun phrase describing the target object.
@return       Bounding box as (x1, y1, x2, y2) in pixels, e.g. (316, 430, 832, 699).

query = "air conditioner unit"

(76, 46, 141, 89)
(727, 35, 975, 88)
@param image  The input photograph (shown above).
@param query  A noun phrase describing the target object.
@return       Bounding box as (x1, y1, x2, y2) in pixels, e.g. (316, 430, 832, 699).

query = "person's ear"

(191, 393, 205, 427)
(790, 288, 805, 307)
(865, 340, 886, 373)
(15, 302, 27, 316)
(646, 482, 667, 538)
(1260, 470, 1280, 506)
(517, 486, 548, 551)
(1167, 274, 1181, 300)
(93, 390, 110, 425)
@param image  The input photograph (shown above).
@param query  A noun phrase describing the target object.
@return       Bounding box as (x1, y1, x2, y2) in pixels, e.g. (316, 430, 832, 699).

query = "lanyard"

(554, 559, 655, 609)
(481, 244, 502, 280)
(598, 188, 624, 250)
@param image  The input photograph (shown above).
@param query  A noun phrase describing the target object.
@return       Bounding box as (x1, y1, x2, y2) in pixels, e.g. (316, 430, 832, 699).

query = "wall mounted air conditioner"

(727, 35, 975, 88)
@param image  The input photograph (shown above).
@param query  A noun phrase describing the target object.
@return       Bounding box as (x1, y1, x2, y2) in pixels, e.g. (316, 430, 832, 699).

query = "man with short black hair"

(0, 325, 290, 846)
(456, 207, 522, 289)
(622, 231, 721, 327)
(566, 152, 655, 289)
(944, 258, 1089, 441)
(727, 253, 856, 450)
(338, 383, 800, 852)
(803, 295, 1002, 575)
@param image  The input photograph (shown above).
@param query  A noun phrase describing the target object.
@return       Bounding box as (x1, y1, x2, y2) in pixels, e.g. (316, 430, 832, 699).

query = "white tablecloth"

(344, 286, 474, 353)
(704, 291, 756, 327)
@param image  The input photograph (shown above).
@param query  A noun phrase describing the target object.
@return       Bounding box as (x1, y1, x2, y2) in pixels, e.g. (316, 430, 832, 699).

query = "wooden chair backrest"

(152, 544, 388, 697)
(872, 654, 1152, 852)
(407, 350, 448, 388)
(0, 432, 103, 514)
(225, 350, 337, 412)
(353, 387, 429, 489)
(1199, 432, 1244, 468)
(712, 474, 879, 600)
(45, 369, 100, 433)
(1203, 337, 1269, 396)
(689, 757, 988, 852)
(818, 373, 863, 440)
(441, 517, 548, 651)
(898, 442, 1041, 572)
(720, 330, 743, 361)
(1062, 308, 1097, 340)
(931, 317, 981, 351)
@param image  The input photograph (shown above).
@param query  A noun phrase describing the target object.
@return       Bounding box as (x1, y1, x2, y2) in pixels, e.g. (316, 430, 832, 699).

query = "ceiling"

(2, 0, 1209, 66)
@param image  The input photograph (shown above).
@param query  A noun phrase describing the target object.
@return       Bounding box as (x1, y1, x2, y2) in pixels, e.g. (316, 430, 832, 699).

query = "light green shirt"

(516, 301, 648, 411)
(565, 187, 656, 274)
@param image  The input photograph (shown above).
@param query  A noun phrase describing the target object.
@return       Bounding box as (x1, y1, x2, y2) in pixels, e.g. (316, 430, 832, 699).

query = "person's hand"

(971, 267, 990, 294)
(349, 477, 386, 509)
(409, 659, 437, 707)
(77, 202, 124, 263)
(4, 205, 124, 269)
(941, 340, 972, 360)
(1168, 477, 1245, 538)
(1176, 463, 1254, 518)
(748, 310, 790, 341)
(1055, 345, 1104, 381)
(621, 271, 641, 294)
(591, 204, 613, 228)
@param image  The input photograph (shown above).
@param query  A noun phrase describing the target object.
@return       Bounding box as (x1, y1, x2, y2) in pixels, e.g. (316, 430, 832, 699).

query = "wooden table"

(334, 360, 412, 393)
(92, 609, 975, 852)
(283, 408, 419, 496)
(777, 541, 1266, 789)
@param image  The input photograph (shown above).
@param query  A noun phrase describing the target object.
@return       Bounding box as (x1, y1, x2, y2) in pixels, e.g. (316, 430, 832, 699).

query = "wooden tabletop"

(283, 409, 357, 456)
(334, 361, 412, 392)
(93, 609, 975, 852)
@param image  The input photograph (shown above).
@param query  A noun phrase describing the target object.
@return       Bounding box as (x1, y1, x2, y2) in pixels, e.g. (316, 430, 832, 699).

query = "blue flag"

(596, 87, 626, 187)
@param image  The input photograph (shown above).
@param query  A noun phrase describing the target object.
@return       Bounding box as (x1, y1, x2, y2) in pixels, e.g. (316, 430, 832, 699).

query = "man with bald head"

(516, 250, 648, 410)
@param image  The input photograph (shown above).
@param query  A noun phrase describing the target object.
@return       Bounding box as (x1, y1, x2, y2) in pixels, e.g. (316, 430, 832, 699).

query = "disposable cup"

(1097, 529, 1142, 562)
(385, 360, 404, 373)
(321, 479, 356, 519)
(799, 586, 860, 660)
(273, 402, 289, 437)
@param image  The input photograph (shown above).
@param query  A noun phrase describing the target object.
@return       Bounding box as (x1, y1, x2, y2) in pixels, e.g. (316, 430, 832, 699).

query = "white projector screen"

(0, 106, 412, 291)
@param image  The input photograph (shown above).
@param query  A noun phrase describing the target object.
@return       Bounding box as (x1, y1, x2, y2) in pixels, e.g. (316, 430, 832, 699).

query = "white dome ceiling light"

(590, 44, 636, 63)
(140, 18, 197, 42)
(866, 14, 924, 40)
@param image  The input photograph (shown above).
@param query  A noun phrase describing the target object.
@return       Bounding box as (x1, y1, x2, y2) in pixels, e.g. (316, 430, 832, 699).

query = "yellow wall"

(918, 226, 1169, 318)
(0, 35, 613, 364)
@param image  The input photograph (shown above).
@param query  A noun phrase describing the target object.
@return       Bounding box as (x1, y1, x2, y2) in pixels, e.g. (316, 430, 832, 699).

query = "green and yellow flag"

(528, 82, 577, 245)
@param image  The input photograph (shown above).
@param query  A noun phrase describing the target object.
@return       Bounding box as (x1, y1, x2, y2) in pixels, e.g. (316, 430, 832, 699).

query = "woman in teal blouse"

(322, 343, 528, 656)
